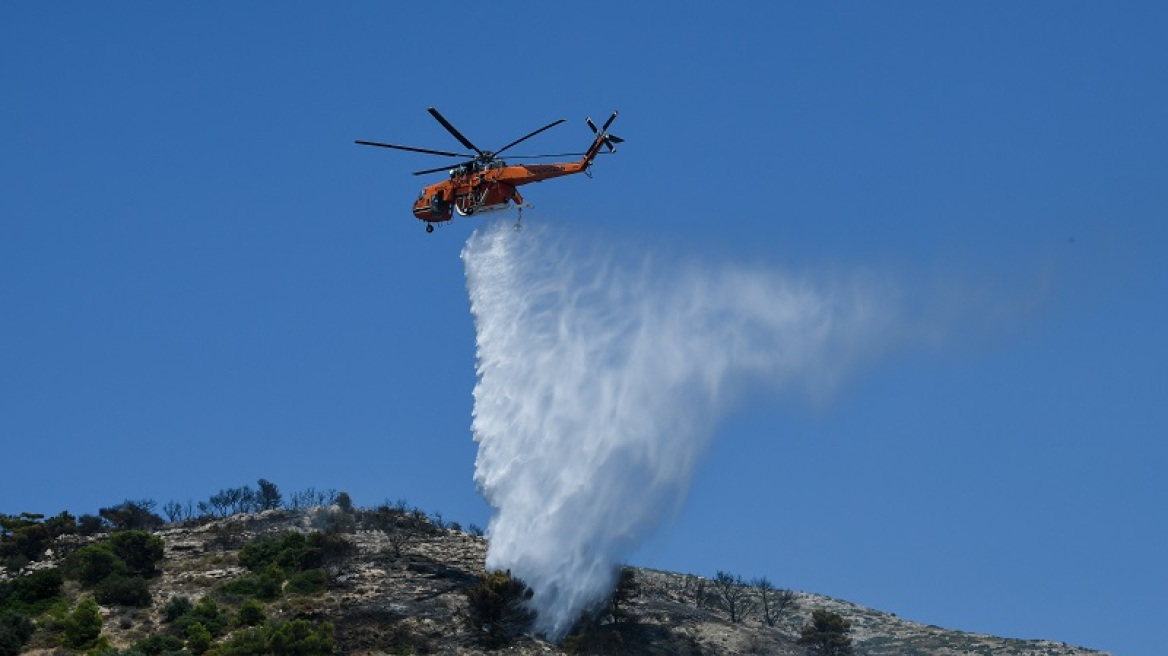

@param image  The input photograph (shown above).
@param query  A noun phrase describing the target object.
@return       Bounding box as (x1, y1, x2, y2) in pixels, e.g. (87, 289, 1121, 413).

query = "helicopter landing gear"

(425, 223, 434, 233)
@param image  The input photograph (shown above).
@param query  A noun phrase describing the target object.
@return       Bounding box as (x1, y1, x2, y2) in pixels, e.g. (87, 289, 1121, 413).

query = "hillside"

(1, 506, 1110, 655)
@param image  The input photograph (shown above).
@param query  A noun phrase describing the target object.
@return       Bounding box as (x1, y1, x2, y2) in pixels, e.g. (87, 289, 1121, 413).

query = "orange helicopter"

(356, 107, 622, 232)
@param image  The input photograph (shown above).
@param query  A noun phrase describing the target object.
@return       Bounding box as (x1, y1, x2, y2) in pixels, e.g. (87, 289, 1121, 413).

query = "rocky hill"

(1, 506, 1110, 655)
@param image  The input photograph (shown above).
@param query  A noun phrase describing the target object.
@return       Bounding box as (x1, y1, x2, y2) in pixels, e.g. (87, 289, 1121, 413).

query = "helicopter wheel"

(425, 223, 434, 233)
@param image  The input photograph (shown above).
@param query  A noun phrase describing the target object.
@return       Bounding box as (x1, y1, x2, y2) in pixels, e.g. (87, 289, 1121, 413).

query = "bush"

(172, 596, 225, 638)
(0, 610, 36, 656)
(284, 569, 326, 596)
(108, 530, 165, 578)
(239, 533, 307, 575)
(218, 620, 334, 656)
(267, 619, 335, 656)
(218, 626, 269, 656)
(219, 564, 284, 601)
(95, 574, 152, 607)
(232, 531, 345, 599)
(304, 531, 353, 571)
(64, 598, 104, 650)
(161, 595, 193, 623)
(798, 608, 854, 656)
(236, 599, 265, 627)
(133, 632, 185, 655)
(5, 567, 63, 614)
(465, 570, 536, 647)
(65, 543, 126, 586)
(186, 621, 212, 654)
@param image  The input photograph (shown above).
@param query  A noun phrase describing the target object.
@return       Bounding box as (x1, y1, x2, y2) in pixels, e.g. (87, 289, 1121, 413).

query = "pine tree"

(797, 608, 853, 656)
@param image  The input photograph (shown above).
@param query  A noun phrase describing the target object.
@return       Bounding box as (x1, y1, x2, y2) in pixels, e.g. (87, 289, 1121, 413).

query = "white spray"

(462, 219, 904, 639)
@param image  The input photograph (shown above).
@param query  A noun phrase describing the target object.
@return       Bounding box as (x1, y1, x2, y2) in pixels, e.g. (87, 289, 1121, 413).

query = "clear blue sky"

(2, 3, 1165, 654)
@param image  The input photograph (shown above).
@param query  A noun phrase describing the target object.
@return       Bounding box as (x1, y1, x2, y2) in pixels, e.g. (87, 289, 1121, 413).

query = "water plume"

(462, 219, 904, 638)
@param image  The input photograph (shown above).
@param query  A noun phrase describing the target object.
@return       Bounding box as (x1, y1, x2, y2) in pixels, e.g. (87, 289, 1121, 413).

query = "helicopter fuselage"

(412, 157, 593, 223)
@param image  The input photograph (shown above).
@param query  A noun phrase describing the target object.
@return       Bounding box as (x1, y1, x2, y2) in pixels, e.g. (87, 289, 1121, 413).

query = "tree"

(608, 567, 640, 623)
(0, 513, 51, 566)
(99, 500, 164, 531)
(77, 514, 104, 535)
(163, 500, 195, 523)
(257, 479, 283, 511)
(208, 489, 239, 518)
(707, 571, 758, 624)
(753, 576, 798, 627)
(797, 608, 853, 656)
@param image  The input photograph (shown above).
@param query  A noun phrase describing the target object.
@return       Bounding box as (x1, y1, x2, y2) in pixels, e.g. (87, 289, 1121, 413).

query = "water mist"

(462, 219, 903, 638)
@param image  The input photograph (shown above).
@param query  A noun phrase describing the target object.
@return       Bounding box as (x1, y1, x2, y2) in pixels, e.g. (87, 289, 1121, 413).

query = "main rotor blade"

(354, 140, 470, 158)
(495, 118, 567, 156)
(505, 151, 613, 159)
(413, 160, 474, 176)
(601, 110, 618, 132)
(428, 107, 482, 155)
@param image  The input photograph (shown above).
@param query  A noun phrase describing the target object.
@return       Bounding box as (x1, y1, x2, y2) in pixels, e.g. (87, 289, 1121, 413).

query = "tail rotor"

(586, 111, 624, 153)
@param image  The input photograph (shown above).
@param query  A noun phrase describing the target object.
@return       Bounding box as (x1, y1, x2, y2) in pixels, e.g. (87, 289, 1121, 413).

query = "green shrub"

(4, 567, 63, 614)
(304, 531, 352, 570)
(65, 543, 126, 586)
(172, 596, 225, 638)
(186, 621, 212, 654)
(95, 574, 152, 607)
(63, 598, 104, 650)
(218, 626, 268, 656)
(236, 599, 265, 627)
(133, 632, 185, 655)
(267, 619, 335, 656)
(285, 569, 326, 596)
(219, 566, 283, 601)
(108, 530, 165, 578)
(239, 533, 306, 575)
(0, 610, 36, 656)
(161, 595, 193, 623)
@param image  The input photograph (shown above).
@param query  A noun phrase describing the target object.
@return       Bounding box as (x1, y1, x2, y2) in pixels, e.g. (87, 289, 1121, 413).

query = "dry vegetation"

(2, 500, 1111, 655)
